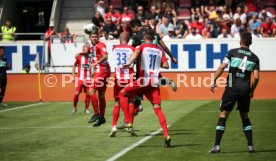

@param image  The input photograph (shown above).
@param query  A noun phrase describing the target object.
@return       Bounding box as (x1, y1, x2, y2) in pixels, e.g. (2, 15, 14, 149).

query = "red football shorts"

(76, 79, 92, 93)
(92, 71, 111, 91)
(123, 79, 161, 104)
(114, 79, 132, 99)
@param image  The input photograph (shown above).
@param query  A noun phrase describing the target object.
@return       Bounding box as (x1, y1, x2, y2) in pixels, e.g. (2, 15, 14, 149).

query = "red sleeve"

(99, 42, 108, 55)
(74, 56, 79, 66)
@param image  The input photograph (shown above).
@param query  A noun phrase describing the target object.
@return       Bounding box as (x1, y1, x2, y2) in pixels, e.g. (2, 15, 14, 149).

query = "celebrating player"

(209, 32, 260, 153)
(72, 46, 92, 114)
(121, 30, 171, 147)
(77, 30, 110, 127)
(109, 32, 136, 137)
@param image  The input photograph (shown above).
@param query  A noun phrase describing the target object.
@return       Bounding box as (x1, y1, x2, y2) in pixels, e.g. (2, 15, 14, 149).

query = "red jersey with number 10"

(89, 41, 110, 73)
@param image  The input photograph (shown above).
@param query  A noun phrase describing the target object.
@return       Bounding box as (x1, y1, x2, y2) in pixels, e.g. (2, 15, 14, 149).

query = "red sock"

(129, 103, 135, 124)
(119, 92, 130, 124)
(85, 94, 90, 110)
(99, 98, 106, 117)
(73, 95, 79, 108)
(91, 94, 99, 115)
(154, 108, 169, 138)
(112, 105, 120, 126)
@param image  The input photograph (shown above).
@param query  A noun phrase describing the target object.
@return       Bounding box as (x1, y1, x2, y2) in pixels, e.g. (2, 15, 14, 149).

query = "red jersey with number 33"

(89, 41, 110, 73)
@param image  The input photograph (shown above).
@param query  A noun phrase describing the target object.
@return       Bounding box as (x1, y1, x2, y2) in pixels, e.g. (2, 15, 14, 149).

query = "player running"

(121, 30, 171, 147)
(109, 32, 136, 137)
(72, 46, 92, 114)
(209, 32, 260, 153)
(77, 30, 111, 127)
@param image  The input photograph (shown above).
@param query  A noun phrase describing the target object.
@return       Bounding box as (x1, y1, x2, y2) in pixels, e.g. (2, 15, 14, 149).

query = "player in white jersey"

(109, 32, 136, 137)
(121, 30, 171, 147)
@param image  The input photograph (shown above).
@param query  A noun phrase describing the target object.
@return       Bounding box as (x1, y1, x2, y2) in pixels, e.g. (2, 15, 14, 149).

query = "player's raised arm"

(158, 39, 177, 64)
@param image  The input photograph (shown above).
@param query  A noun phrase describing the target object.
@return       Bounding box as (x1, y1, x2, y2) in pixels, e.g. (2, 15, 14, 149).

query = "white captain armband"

(222, 57, 230, 64)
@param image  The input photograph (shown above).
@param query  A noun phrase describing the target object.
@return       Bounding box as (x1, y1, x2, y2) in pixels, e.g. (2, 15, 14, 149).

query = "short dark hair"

(144, 29, 155, 41)
(0, 46, 5, 50)
(240, 32, 252, 47)
(130, 19, 142, 28)
(90, 29, 98, 36)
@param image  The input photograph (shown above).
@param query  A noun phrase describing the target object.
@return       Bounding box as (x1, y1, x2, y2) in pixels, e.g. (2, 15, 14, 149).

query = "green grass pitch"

(0, 100, 275, 161)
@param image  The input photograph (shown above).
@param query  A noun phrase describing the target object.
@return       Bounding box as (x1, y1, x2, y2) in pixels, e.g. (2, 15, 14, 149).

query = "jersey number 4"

(239, 56, 248, 73)
(116, 53, 127, 66)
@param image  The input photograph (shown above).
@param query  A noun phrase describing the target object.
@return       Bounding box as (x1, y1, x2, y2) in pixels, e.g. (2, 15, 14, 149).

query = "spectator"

(92, 11, 105, 30)
(186, 27, 203, 39)
(233, 6, 247, 24)
(103, 16, 118, 39)
(44, 23, 56, 63)
(94, 0, 105, 17)
(205, 5, 219, 22)
(175, 21, 189, 38)
(248, 15, 261, 33)
(1, 18, 16, 42)
(231, 18, 244, 38)
(158, 16, 174, 38)
(222, 6, 233, 20)
(217, 28, 232, 38)
(159, 2, 167, 16)
(202, 31, 212, 39)
(191, 7, 204, 22)
(118, 21, 132, 36)
(251, 28, 263, 39)
(260, 17, 276, 37)
(162, 25, 176, 40)
(258, 9, 273, 22)
(136, 5, 148, 26)
(220, 17, 231, 34)
(58, 28, 76, 43)
(189, 14, 205, 35)
(148, 5, 161, 25)
(104, 5, 120, 25)
(245, 0, 259, 18)
(120, 6, 135, 24)
(22, 64, 31, 74)
(163, 7, 177, 27)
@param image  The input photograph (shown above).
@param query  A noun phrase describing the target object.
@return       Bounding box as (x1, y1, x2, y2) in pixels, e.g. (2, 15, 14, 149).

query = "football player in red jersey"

(77, 30, 110, 127)
(109, 32, 137, 137)
(72, 46, 92, 114)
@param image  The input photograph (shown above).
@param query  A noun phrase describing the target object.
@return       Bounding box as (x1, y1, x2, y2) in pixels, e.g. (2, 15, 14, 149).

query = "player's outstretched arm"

(91, 54, 108, 67)
(123, 48, 140, 68)
(75, 47, 89, 58)
(211, 63, 228, 93)
(159, 40, 177, 64)
(250, 70, 259, 98)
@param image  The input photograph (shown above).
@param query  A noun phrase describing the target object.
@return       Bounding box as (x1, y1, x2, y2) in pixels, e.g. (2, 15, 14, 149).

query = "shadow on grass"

(137, 143, 201, 148)
(221, 149, 276, 154)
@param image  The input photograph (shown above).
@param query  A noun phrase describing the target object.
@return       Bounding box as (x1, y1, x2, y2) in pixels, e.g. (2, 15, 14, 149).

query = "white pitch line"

(106, 128, 165, 161)
(0, 102, 47, 113)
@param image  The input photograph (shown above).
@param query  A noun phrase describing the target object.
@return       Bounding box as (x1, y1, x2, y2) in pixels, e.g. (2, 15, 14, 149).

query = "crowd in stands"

(92, 0, 276, 40)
